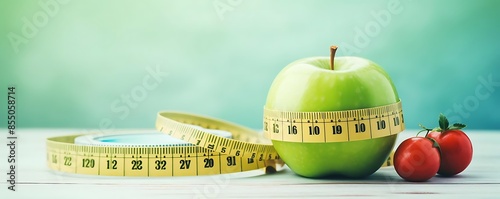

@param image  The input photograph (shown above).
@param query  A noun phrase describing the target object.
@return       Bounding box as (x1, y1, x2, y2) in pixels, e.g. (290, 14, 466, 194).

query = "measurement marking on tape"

(263, 101, 405, 142)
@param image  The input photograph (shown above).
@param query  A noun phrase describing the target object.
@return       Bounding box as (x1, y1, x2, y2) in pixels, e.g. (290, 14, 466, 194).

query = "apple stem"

(330, 46, 338, 70)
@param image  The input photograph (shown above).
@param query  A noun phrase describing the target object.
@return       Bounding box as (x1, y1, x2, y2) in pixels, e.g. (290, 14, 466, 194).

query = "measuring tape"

(46, 112, 284, 177)
(46, 102, 403, 177)
(264, 101, 405, 142)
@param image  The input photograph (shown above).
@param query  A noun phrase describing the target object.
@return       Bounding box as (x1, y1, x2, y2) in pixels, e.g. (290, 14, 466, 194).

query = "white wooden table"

(2, 129, 499, 199)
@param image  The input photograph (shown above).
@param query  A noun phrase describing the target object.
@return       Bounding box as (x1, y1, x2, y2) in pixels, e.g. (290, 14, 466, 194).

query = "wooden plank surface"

(1, 129, 499, 198)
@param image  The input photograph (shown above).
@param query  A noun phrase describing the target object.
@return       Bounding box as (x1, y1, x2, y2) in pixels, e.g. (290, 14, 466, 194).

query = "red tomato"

(427, 130, 473, 176)
(394, 137, 440, 182)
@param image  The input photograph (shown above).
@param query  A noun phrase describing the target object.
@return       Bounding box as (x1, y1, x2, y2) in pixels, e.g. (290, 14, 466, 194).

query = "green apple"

(265, 46, 400, 178)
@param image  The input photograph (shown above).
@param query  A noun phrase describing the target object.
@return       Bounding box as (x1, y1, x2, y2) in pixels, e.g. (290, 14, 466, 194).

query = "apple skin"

(265, 56, 400, 178)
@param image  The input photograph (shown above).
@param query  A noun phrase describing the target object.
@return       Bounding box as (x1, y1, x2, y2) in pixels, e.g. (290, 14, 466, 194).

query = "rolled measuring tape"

(46, 102, 403, 177)
(46, 112, 284, 177)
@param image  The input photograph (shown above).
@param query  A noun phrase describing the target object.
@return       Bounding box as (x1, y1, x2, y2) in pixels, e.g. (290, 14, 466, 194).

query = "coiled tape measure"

(46, 101, 404, 177)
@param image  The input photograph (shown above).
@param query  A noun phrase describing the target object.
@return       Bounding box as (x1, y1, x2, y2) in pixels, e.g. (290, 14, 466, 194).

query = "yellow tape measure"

(46, 102, 402, 177)
(46, 112, 284, 177)
(264, 101, 405, 142)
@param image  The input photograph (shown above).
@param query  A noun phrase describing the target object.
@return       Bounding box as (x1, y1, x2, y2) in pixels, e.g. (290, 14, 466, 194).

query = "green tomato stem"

(330, 46, 337, 70)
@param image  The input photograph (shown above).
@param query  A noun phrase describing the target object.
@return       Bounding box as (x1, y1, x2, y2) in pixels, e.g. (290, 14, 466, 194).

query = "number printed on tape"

(263, 101, 405, 142)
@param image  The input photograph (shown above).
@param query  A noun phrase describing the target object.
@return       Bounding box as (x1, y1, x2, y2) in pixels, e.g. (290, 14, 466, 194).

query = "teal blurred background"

(1, 0, 499, 131)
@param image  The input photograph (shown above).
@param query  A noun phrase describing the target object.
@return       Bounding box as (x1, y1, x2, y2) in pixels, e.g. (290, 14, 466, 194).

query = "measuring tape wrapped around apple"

(46, 46, 405, 178)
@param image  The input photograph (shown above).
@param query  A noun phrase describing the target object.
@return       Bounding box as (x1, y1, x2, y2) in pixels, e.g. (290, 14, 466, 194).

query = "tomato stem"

(417, 114, 467, 137)
(438, 113, 467, 133)
(417, 124, 432, 137)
